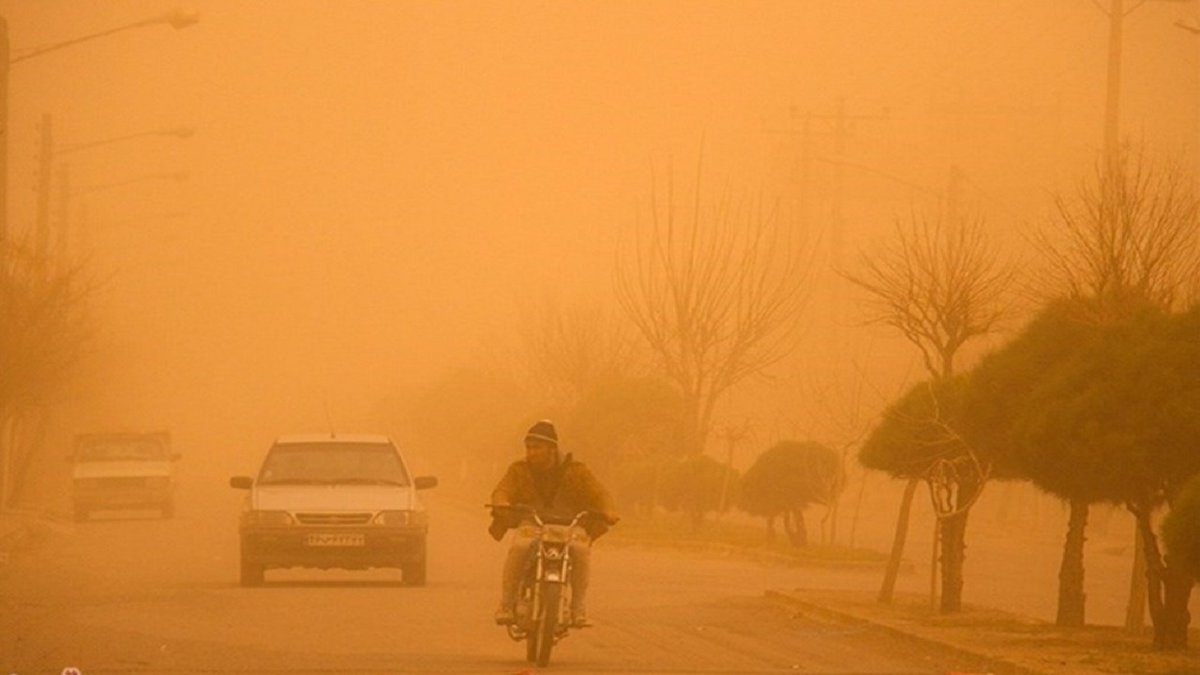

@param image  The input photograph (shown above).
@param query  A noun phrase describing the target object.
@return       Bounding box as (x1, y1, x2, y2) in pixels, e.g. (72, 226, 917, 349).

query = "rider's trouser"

(501, 526, 591, 611)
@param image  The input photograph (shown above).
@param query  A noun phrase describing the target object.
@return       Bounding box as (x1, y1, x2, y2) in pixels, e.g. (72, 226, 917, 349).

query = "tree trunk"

(1134, 508, 1194, 650)
(1056, 499, 1089, 627)
(1134, 507, 1169, 648)
(1159, 560, 1193, 650)
(879, 478, 919, 604)
(939, 509, 967, 613)
(789, 508, 808, 547)
(1126, 527, 1147, 631)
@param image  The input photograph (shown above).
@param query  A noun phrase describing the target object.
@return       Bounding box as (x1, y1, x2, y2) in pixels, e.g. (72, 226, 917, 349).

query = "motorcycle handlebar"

(484, 503, 615, 527)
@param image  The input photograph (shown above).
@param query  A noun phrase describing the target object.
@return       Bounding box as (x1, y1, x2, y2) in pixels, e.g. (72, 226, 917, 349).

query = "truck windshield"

(78, 439, 167, 461)
(257, 443, 410, 486)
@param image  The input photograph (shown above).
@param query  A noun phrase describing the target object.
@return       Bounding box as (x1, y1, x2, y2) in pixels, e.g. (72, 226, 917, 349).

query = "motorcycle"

(487, 504, 604, 667)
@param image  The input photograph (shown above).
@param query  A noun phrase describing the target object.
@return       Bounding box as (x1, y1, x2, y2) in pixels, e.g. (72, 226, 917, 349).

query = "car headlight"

(372, 510, 427, 527)
(242, 510, 293, 527)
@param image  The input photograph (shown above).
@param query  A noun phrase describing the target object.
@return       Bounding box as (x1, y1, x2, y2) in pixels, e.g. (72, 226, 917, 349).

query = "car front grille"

(294, 512, 372, 526)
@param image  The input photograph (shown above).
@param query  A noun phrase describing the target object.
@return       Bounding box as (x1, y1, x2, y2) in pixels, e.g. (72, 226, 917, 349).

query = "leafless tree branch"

(615, 159, 811, 455)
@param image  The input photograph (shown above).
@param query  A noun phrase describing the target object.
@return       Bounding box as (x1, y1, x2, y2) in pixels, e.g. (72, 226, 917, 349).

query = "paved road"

(2, 478, 1004, 675)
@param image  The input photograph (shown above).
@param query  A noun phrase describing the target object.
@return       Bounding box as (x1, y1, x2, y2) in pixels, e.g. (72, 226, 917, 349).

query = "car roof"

(273, 433, 395, 445)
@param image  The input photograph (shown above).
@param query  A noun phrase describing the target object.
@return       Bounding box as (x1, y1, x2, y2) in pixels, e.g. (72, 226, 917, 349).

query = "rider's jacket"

(490, 454, 616, 539)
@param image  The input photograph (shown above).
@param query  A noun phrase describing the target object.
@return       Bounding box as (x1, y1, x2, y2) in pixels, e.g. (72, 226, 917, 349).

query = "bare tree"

(1038, 149, 1200, 320)
(615, 159, 809, 458)
(845, 213, 1015, 381)
(518, 299, 643, 407)
(842, 211, 1016, 610)
(802, 356, 877, 547)
(0, 239, 91, 508)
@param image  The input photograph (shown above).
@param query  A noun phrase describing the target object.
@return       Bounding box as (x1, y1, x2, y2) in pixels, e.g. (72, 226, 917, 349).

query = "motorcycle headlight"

(372, 510, 427, 527)
(242, 510, 293, 527)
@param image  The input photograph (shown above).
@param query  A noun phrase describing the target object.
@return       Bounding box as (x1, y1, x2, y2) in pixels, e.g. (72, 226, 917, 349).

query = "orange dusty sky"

(2, 1, 1197, 459)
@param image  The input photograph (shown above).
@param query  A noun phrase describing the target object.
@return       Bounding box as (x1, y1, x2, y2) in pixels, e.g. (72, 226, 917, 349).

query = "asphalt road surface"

(2, 477, 1003, 675)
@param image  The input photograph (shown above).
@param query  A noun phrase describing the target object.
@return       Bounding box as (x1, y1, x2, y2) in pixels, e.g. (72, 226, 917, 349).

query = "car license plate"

(304, 533, 365, 547)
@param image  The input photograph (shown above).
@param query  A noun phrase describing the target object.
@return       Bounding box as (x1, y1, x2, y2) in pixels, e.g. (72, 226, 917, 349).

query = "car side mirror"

(414, 476, 438, 490)
(229, 476, 253, 490)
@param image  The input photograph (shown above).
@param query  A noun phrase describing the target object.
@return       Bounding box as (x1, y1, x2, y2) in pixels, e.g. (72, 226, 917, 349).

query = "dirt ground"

(774, 588, 1200, 675)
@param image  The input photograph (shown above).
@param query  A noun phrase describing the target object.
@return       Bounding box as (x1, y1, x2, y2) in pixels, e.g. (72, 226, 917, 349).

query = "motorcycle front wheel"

(533, 582, 561, 667)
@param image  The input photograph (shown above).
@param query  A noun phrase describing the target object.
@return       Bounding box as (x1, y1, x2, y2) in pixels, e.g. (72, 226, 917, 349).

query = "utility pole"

(1105, 0, 1126, 168)
(34, 113, 52, 263)
(715, 420, 750, 518)
(0, 9, 199, 251)
(1, 16, 9, 248)
(54, 161, 69, 264)
(766, 101, 890, 265)
(946, 165, 966, 224)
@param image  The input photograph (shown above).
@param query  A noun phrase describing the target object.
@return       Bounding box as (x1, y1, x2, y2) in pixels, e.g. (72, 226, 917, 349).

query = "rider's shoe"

(494, 605, 515, 625)
(570, 606, 590, 627)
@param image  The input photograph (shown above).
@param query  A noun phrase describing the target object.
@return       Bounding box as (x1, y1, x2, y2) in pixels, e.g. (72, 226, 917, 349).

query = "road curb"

(605, 535, 911, 572)
(766, 589, 1048, 675)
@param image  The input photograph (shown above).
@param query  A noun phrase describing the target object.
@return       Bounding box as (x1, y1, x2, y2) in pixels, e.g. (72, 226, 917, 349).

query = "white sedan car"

(230, 434, 437, 586)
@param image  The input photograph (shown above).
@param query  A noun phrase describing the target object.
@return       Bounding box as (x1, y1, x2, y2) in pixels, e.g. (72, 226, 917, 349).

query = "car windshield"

(78, 438, 168, 461)
(256, 442, 410, 486)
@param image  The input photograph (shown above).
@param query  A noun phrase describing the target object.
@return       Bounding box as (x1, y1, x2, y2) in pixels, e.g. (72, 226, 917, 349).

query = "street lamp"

(0, 8, 200, 245)
(56, 126, 197, 155)
(77, 170, 188, 195)
(37, 124, 195, 259)
(9, 9, 199, 64)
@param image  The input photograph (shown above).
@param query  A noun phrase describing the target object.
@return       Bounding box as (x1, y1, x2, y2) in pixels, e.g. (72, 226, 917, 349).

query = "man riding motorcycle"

(489, 419, 618, 627)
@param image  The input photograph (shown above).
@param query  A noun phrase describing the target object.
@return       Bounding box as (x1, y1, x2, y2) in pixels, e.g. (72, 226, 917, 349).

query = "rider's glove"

(487, 516, 509, 542)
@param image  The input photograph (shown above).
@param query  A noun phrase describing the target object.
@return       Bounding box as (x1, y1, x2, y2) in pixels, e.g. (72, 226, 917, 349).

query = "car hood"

(73, 461, 172, 479)
(251, 485, 417, 512)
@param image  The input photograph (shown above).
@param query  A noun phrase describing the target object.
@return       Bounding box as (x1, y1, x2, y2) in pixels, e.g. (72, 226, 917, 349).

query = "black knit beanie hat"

(525, 420, 558, 446)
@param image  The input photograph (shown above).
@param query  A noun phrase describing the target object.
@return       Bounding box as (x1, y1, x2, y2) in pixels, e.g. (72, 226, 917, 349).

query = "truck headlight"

(372, 510, 427, 527)
(242, 510, 293, 527)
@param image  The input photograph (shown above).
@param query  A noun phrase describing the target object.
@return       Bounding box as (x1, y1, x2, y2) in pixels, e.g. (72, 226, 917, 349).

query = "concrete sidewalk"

(769, 586, 1200, 675)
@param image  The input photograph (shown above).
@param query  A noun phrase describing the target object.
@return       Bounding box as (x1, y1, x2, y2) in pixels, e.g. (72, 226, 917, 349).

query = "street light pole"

(1, 17, 10, 247)
(56, 126, 196, 155)
(0, 8, 199, 249)
(36, 125, 195, 263)
(1104, 0, 1125, 168)
(8, 9, 199, 65)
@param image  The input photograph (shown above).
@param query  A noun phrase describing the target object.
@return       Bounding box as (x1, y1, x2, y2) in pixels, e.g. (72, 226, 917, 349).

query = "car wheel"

(402, 542, 427, 586)
(240, 556, 265, 586)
